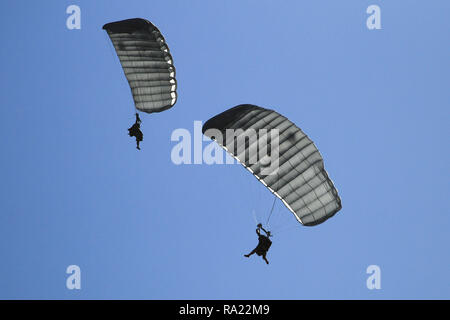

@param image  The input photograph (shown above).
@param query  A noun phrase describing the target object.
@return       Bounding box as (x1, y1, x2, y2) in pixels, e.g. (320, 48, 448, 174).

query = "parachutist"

(244, 225, 272, 264)
(103, 18, 178, 141)
(128, 113, 143, 150)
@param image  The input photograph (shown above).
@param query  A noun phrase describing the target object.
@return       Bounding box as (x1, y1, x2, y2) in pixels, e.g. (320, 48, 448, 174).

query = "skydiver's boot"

(245, 249, 256, 258)
(263, 254, 269, 264)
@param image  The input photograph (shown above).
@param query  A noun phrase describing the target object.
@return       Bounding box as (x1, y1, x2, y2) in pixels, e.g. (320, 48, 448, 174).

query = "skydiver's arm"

(260, 226, 269, 234)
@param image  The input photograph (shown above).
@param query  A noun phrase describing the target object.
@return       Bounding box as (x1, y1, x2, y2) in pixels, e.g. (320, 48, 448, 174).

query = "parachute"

(103, 18, 177, 113)
(202, 104, 342, 226)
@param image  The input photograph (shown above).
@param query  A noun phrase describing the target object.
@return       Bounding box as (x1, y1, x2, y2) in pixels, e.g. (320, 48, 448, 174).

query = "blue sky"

(0, 0, 448, 299)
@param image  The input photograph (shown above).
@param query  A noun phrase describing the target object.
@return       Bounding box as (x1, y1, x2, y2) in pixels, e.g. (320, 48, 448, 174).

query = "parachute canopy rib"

(103, 18, 177, 113)
(202, 104, 342, 226)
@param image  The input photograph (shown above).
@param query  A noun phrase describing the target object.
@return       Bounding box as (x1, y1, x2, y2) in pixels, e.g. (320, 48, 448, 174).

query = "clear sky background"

(0, 0, 448, 299)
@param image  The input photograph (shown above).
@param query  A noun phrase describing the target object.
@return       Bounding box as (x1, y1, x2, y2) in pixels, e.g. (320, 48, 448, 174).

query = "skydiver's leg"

(244, 248, 257, 257)
(262, 253, 269, 264)
(136, 139, 141, 150)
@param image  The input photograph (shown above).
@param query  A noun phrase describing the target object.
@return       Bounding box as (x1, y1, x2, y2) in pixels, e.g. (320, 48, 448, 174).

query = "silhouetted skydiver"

(244, 223, 272, 264)
(128, 113, 143, 150)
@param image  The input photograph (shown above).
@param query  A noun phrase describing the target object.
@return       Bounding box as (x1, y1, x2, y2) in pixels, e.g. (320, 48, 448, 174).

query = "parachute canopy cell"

(202, 104, 342, 226)
(103, 18, 177, 113)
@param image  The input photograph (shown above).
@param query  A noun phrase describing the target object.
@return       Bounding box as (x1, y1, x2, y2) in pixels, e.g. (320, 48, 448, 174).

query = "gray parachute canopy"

(103, 18, 177, 113)
(202, 104, 342, 226)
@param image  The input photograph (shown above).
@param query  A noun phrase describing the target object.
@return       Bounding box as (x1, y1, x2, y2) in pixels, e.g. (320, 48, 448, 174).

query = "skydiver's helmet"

(257, 223, 262, 229)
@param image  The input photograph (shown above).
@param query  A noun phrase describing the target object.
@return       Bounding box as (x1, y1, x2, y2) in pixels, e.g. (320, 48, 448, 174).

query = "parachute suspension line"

(252, 209, 259, 225)
(248, 169, 259, 224)
(103, 32, 117, 64)
(103, 32, 124, 112)
(266, 195, 277, 227)
(102, 31, 138, 118)
(266, 167, 280, 228)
